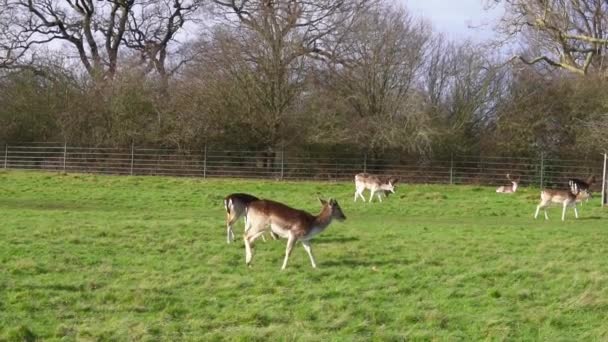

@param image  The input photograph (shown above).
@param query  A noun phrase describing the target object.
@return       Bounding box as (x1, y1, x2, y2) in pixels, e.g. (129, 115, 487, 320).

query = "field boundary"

(3, 143, 607, 192)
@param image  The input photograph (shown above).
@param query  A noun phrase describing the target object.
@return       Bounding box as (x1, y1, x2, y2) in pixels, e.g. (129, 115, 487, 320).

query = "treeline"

(0, 0, 607, 160)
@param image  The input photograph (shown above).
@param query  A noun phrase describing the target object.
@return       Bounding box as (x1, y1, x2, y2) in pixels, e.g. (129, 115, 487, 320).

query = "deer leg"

(369, 189, 376, 203)
(359, 191, 366, 202)
(574, 205, 579, 219)
(544, 209, 549, 220)
(377, 192, 383, 202)
(244, 229, 267, 266)
(534, 204, 542, 219)
(244, 233, 253, 265)
(227, 215, 238, 244)
(562, 202, 567, 221)
(301, 240, 317, 268)
(281, 234, 297, 270)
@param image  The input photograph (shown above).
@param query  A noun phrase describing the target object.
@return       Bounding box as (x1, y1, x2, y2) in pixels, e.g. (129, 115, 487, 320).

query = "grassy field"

(1, 170, 608, 341)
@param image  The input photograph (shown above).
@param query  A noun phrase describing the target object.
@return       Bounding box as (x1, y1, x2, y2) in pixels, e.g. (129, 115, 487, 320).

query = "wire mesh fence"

(3, 143, 607, 195)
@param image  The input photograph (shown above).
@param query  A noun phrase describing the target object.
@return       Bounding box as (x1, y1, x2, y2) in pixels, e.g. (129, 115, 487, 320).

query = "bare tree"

(4, 0, 201, 84)
(5, 0, 137, 80)
(123, 0, 202, 91)
(490, 0, 608, 76)
(209, 0, 372, 148)
(326, 4, 433, 152)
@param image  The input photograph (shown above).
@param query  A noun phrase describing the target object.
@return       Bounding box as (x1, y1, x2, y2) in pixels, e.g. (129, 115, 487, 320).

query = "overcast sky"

(401, 0, 502, 42)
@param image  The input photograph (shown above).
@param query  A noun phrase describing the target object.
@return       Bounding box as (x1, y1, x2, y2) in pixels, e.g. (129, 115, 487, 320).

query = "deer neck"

(512, 182, 518, 191)
(313, 205, 333, 230)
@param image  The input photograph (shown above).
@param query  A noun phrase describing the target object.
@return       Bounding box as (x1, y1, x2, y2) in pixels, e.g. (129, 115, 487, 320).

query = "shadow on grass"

(315, 236, 360, 244)
(0, 198, 108, 212)
(321, 257, 409, 268)
(578, 216, 602, 220)
(21, 283, 84, 292)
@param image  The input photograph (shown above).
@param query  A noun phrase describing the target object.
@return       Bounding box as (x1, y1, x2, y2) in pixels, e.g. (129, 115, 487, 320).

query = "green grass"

(1, 170, 608, 341)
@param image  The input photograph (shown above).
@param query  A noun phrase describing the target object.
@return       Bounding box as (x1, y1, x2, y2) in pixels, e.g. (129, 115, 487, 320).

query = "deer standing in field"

(243, 198, 346, 270)
(534, 188, 591, 221)
(223, 193, 277, 244)
(568, 175, 595, 203)
(354, 173, 398, 202)
(496, 174, 520, 193)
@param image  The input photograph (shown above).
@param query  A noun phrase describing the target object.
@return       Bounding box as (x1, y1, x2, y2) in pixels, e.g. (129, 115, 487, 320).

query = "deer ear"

(319, 198, 328, 205)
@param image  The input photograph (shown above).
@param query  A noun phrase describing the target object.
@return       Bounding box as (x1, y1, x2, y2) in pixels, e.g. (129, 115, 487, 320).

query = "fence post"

(280, 148, 284, 180)
(203, 144, 207, 179)
(130, 143, 134, 176)
(3, 144, 7, 169)
(602, 152, 607, 207)
(449, 153, 454, 185)
(63, 142, 67, 172)
(539, 152, 544, 189)
(363, 152, 367, 173)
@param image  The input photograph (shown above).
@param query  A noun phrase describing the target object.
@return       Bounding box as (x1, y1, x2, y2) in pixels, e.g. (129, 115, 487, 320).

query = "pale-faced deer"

(534, 188, 590, 221)
(496, 174, 520, 193)
(243, 198, 346, 270)
(354, 173, 398, 202)
(223, 193, 277, 244)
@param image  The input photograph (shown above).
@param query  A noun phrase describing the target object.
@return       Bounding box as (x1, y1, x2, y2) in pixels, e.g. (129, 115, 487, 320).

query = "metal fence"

(3, 142, 607, 193)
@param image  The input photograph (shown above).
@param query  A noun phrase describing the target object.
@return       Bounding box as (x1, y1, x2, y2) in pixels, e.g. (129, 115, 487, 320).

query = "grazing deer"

(496, 174, 520, 193)
(568, 176, 595, 202)
(243, 198, 346, 270)
(534, 188, 590, 221)
(223, 193, 277, 244)
(354, 173, 398, 202)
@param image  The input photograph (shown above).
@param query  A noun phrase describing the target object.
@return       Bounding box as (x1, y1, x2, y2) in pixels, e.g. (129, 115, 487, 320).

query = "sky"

(401, 0, 502, 42)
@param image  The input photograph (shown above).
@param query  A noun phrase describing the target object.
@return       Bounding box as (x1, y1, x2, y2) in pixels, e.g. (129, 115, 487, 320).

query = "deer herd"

(224, 172, 597, 269)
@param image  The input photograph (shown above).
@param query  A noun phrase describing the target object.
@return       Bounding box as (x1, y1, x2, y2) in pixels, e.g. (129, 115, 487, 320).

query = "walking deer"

(496, 174, 520, 193)
(354, 173, 398, 202)
(223, 193, 277, 244)
(534, 188, 591, 221)
(568, 175, 595, 202)
(243, 198, 346, 270)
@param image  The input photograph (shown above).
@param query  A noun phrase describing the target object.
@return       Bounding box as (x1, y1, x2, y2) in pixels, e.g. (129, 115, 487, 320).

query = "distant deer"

(534, 188, 591, 221)
(568, 176, 595, 202)
(354, 173, 398, 202)
(243, 198, 346, 270)
(223, 193, 277, 244)
(496, 174, 520, 193)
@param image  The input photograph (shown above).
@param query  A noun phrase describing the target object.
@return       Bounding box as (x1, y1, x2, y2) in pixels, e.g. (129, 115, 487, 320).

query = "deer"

(354, 173, 398, 202)
(243, 198, 346, 270)
(496, 174, 520, 193)
(568, 175, 595, 203)
(223, 193, 277, 244)
(534, 188, 591, 221)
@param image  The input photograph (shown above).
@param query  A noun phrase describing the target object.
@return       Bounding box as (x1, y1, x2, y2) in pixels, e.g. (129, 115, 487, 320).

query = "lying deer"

(243, 198, 346, 270)
(354, 173, 398, 202)
(496, 174, 520, 193)
(534, 188, 590, 221)
(223, 193, 277, 244)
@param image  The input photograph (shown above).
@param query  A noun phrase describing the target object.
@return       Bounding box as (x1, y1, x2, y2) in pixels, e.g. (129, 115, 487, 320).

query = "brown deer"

(243, 198, 346, 270)
(223, 193, 277, 244)
(354, 173, 398, 202)
(496, 174, 520, 193)
(534, 188, 591, 221)
(568, 176, 595, 203)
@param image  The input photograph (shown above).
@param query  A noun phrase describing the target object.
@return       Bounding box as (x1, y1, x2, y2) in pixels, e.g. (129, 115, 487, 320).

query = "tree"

(490, 0, 608, 76)
(123, 0, 202, 92)
(323, 4, 433, 153)
(209, 0, 372, 148)
(4, 0, 200, 84)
